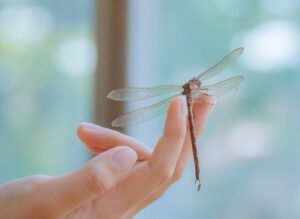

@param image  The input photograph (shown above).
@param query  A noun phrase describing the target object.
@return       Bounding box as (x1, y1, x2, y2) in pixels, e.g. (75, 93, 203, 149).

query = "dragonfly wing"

(194, 76, 245, 97)
(196, 47, 244, 81)
(112, 94, 180, 127)
(107, 85, 183, 101)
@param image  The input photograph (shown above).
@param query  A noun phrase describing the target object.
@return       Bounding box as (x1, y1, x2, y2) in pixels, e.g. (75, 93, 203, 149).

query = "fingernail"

(80, 122, 102, 133)
(179, 97, 187, 117)
(112, 148, 136, 172)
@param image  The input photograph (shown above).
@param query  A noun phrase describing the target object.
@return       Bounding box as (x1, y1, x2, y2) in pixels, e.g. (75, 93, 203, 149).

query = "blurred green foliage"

(0, 0, 95, 181)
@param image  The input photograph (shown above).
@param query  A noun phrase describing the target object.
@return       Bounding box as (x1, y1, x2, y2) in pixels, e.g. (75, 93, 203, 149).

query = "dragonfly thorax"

(182, 78, 202, 95)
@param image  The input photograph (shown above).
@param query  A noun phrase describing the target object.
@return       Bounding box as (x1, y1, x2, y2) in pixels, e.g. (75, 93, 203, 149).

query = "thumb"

(45, 146, 137, 215)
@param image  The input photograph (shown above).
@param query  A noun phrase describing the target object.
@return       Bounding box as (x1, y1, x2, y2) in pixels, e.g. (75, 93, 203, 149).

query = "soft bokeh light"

(240, 21, 300, 72)
(213, 0, 251, 18)
(203, 121, 270, 171)
(0, 6, 52, 44)
(259, 0, 300, 15)
(55, 36, 97, 77)
(0, 1, 93, 182)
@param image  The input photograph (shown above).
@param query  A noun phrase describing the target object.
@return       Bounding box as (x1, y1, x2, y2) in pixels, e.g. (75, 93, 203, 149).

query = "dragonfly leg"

(195, 178, 201, 191)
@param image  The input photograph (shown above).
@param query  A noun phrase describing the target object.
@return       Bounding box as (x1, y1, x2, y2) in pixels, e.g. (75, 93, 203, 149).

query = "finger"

(172, 94, 216, 179)
(77, 123, 152, 161)
(41, 146, 137, 217)
(148, 96, 187, 171)
(128, 95, 217, 213)
(93, 97, 188, 217)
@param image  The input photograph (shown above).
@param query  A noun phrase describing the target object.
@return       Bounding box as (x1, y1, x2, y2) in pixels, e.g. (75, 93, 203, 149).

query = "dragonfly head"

(182, 78, 202, 95)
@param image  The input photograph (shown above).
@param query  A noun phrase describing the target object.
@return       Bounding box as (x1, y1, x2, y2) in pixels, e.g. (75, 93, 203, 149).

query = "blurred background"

(0, 0, 299, 218)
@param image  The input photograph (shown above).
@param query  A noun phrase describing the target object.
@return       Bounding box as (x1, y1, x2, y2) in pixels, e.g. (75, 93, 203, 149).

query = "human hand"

(0, 96, 215, 219)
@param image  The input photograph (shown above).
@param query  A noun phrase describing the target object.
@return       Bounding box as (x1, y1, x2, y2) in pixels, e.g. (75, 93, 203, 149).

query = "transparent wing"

(112, 95, 179, 127)
(107, 85, 183, 101)
(196, 47, 244, 81)
(193, 76, 245, 97)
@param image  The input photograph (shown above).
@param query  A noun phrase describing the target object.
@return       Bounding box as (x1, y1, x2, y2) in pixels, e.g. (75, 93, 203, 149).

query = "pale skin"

(0, 96, 215, 219)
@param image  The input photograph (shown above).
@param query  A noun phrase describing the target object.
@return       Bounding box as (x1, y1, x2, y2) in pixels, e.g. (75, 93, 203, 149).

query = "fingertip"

(78, 122, 103, 133)
(77, 123, 87, 143)
(77, 122, 94, 138)
(179, 96, 188, 117)
(164, 96, 187, 138)
(192, 96, 216, 137)
(193, 95, 217, 115)
(111, 146, 138, 171)
(167, 96, 187, 120)
(77, 122, 105, 143)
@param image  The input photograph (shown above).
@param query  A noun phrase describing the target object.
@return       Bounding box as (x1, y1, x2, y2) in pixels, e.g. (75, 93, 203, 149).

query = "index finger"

(93, 97, 188, 216)
(147, 96, 187, 172)
(77, 123, 152, 161)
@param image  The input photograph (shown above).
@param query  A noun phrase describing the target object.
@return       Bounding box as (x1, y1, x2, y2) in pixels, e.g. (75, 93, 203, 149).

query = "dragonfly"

(107, 47, 245, 191)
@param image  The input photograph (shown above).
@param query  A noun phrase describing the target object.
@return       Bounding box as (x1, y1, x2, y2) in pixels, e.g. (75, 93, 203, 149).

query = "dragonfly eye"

(182, 83, 189, 89)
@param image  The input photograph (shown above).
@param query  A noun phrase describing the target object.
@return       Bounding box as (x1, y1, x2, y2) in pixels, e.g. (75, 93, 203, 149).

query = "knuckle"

(172, 169, 184, 182)
(195, 124, 204, 136)
(157, 168, 174, 184)
(175, 131, 186, 142)
(163, 133, 185, 145)
(30, 178, 59, 218)
(84, 165, 112, 195)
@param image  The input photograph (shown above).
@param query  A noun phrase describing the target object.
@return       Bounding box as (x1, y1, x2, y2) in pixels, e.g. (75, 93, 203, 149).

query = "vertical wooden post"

(94, 0, 128, 130)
